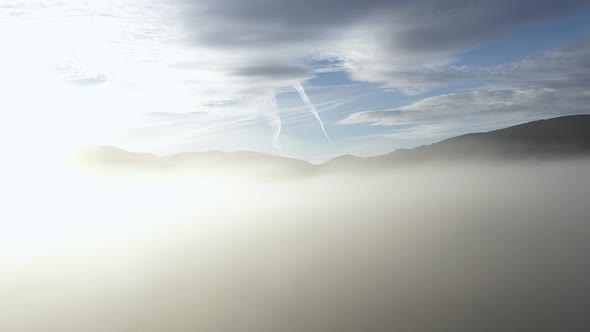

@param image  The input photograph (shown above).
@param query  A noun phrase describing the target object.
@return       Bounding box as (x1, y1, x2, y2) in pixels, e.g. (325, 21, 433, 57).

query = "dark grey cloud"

(182, 0, 587, 47)
(393, 0, 587, 52)
(233, 64, 312, 81)
(181, 0, 393, 46)
(176, 0, 588, 90)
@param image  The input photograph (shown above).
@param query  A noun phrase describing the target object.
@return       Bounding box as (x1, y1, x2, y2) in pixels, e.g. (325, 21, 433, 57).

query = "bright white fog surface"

(2, 158, 590, 332)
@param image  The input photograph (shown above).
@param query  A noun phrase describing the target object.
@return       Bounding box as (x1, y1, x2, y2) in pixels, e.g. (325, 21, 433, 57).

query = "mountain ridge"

(76, 114, 590, 175)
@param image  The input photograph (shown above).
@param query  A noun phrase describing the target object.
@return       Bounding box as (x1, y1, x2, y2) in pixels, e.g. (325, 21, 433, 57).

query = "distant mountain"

(324, 115, 590, 170)
(77, 115, 590, 176)
(74, 146, 314, 177)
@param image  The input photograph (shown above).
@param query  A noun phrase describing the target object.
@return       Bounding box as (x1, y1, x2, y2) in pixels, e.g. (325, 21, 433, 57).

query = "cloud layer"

(177, 0, 588, 91)
(3, 160, 590, 331)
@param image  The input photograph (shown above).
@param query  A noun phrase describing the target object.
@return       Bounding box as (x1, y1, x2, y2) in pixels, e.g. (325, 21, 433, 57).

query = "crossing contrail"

(293, 82, 331, 142)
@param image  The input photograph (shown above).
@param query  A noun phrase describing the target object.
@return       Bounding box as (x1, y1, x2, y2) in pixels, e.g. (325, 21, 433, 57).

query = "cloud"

(340, 39, 590, 137)
(4, 160, 590, 331)
(232, 64, 312, 81)
(2, 0, 589, 159)
(175, 0, 589, 93)
(54, 61, 109, 86)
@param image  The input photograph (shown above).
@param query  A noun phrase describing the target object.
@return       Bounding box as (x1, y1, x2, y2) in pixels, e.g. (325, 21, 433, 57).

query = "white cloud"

(340, 40, 590, 139)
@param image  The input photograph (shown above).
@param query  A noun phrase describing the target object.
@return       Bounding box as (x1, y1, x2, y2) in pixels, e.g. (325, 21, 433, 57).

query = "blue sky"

(1, 0, 590, 161)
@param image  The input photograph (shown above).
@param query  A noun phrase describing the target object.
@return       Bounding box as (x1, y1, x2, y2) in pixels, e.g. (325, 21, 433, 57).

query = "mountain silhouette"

(75, 146, 314, 177)
(325, 114, 590, 170)
(77, 114, 590, 175)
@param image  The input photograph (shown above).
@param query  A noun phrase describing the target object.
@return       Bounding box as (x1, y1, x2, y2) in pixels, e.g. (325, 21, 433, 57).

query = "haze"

(2, 157, 589, 331)
(2, 0, 590, 331)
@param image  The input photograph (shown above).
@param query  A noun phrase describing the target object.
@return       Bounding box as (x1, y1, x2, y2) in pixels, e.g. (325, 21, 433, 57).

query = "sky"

(1, 0, 590, 162)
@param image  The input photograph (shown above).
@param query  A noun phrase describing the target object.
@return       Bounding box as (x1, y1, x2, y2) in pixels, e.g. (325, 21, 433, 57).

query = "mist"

(2, 158, 590, 332)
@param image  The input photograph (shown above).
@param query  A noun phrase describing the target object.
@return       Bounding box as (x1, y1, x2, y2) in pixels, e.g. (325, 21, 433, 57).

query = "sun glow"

(0, 155, 253, 261)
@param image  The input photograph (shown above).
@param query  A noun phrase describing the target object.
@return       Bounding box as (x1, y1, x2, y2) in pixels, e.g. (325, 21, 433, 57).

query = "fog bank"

(2, 160, 590, 331)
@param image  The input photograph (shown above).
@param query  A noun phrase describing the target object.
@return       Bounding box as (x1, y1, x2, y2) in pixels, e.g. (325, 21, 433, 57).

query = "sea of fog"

(1, 159, 589, 331)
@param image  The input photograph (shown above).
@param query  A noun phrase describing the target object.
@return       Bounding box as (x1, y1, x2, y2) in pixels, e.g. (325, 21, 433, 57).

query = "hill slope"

(325, 115, 590, 170)
(77, 115, 590, 175)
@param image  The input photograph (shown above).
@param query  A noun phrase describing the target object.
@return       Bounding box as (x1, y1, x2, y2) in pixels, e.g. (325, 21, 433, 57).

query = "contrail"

(272, 115, 283, 154)
(293, 82, 331, 142)
(267, 93, 283, 154)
